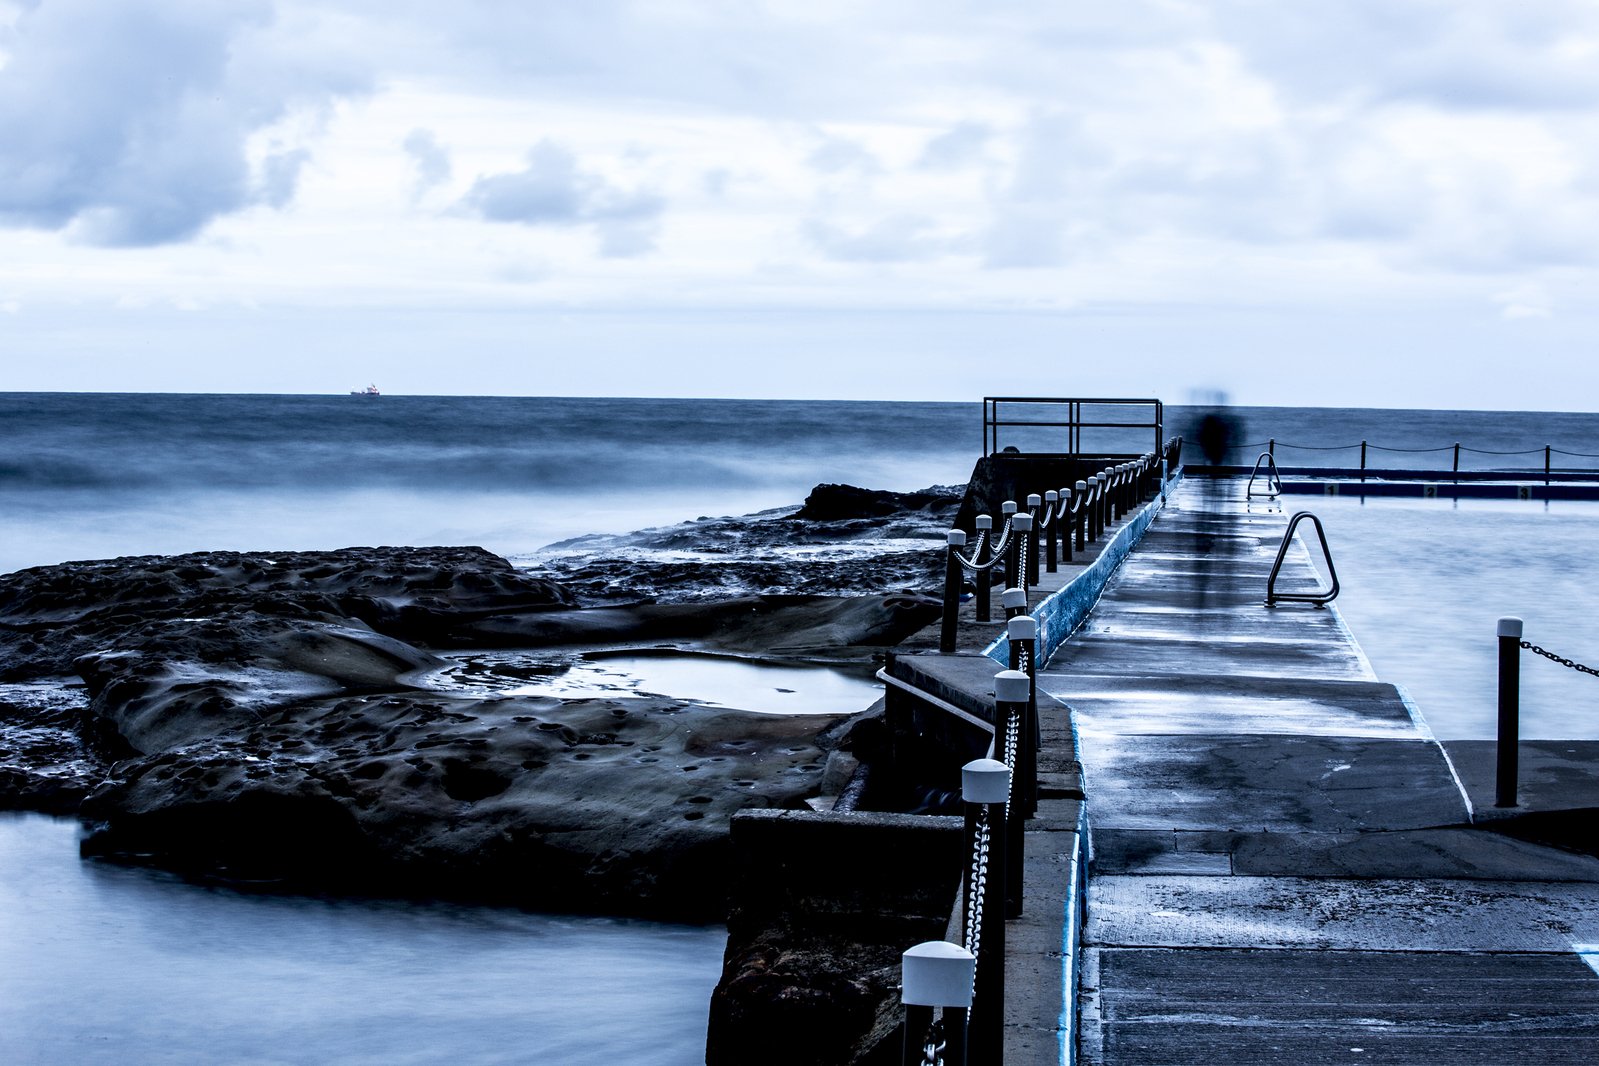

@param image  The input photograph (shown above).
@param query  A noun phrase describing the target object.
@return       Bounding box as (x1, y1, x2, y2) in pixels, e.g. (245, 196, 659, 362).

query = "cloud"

(257, 148, 311, 209)
(0, 0, 370, 247)
(402, 128, 452, 194)
(1208, 0, 1599, 112)
(1493, 282, 1554, 319)
(461, 140, 664, 256)
(918, 121, 992, 170)
(807, 131, 879, 174)
(804, 214, 947, 263)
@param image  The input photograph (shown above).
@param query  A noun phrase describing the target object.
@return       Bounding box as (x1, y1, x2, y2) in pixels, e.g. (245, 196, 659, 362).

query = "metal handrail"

(1264, 512, 1340, 607)
(983, 396, 1163, 457)
(1246, 451, 1282, 498)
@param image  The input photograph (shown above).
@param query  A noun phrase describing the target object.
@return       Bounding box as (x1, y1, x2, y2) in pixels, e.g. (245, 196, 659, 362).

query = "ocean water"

(0, 814, 723, 1066)
(5, 392, 1599, 1062)
(0, 393, 978, 575)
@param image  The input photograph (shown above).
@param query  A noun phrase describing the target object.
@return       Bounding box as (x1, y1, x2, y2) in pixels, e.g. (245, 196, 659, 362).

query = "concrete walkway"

(1042, 479, 1599, 1064)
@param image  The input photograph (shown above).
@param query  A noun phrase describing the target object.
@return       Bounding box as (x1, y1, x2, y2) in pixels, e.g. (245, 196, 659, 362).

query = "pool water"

(426, 649, 883, 716)
(1300, 494, 1599, 739)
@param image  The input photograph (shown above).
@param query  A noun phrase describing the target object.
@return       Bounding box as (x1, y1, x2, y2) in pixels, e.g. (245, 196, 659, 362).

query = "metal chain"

(989, 518, 1012, 559)
(956, 531, 1007, 573)
(1001, 707, 1020, 820)
(920, 1018, 944, 1066)
(963, 806, 990, 972)
(1521, 640, 1599, 678)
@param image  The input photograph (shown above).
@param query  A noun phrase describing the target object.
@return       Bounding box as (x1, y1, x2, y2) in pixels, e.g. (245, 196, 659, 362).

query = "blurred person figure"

(1187, 393, 1247, 609)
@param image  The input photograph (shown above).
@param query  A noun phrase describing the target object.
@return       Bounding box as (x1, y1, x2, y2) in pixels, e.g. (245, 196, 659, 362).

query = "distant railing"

(1217, 438, 1599, 481)
(983, 397, 1164, 459)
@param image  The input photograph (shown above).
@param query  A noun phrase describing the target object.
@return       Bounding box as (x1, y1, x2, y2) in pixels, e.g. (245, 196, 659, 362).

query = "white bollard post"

(902, 942, 975, 1066)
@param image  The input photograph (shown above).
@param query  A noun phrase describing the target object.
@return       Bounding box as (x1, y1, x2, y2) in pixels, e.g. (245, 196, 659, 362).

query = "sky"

(2, 0, 1599, 408)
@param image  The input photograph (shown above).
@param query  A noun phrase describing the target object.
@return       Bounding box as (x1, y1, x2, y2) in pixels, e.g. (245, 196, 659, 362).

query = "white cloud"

(0, 0, 369, 246)
(1494, 282, 1554, 319)
(918, 121, 992, 170)
(402, 128, 452, 195)
(4, 0, 1599, 404)
(461, 140, 665, 257)
(803, 214, 947, 263)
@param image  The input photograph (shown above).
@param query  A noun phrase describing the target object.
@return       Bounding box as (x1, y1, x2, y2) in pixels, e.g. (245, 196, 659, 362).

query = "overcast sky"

(3, 0, 1598, 408)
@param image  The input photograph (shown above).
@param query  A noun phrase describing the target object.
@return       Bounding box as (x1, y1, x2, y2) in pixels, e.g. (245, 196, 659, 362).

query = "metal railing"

(941, 450, 1172, 651)
(983, 397, 1164, 458)
(1220, 438, 1599, 483)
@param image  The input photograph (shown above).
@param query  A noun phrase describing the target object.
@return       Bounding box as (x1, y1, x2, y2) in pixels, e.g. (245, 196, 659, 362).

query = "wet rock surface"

(0, 490, 947, 918)
(525, 484, 959, 605)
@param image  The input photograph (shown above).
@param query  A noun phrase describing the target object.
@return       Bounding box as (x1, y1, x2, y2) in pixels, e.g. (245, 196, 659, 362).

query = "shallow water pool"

(427, 649, 882, 716)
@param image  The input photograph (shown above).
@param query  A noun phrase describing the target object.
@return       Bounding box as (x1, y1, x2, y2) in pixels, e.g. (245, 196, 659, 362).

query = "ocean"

(4, 392, 1599, 1063)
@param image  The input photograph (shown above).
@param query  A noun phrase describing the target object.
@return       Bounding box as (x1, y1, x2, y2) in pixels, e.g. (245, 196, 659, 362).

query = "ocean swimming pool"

(1296, 493, 1599, 739)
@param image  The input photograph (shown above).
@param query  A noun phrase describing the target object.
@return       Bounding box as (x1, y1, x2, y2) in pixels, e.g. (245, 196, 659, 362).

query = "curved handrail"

(1264, 511, 1339, 607)
(1246, 451, 1283, 498)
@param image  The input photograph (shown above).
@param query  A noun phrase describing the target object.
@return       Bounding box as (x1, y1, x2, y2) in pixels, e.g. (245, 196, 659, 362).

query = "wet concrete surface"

(1086, 948, 1599, 1065)
(1046, 479, 1599, 1063)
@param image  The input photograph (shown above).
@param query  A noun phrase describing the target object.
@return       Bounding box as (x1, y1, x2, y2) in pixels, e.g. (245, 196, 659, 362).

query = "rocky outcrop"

(79, 689, 863, 919)
(0, 545, 576, 682)
(0, 493, 949, 917)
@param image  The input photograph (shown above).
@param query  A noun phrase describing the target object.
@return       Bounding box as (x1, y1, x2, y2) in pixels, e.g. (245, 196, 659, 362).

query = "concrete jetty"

(1045, 478, 1599, 1063)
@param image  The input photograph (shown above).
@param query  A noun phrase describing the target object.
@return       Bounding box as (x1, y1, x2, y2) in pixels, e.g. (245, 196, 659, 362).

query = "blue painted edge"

(1058, 802, 1086, 1066)
(984, 475, 1177, 666)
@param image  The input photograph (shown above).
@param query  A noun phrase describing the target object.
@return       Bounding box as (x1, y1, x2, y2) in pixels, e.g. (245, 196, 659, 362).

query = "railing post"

(1001, 587, 1027, 620)
(1084, 476, 1098, 541)
(1360, 440, 1368, 480)
(942, 530, 966, 654)
(961, 758, 1008, 1065)
(974, 516, 993, 623)
(1059, 487, 1074, 563)
(1044, 490, 1059, 573)
(1009, 513, 1032, 594)
(902, 942, 974, 1066)
(1268, 438, 1275, 460)
(995, 666, 1031, 921)
(1004, 623, 1038, 818)
(1023, 497, 1041, 586)
(1074, 480, 1088, 551)
(1453, 442, 1461, 478)
(1546, 445, 1552, 486)
(1497, 617, 1523, 808)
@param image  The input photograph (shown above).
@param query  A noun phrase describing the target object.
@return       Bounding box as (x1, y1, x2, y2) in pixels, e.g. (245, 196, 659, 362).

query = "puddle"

(423, 649, 881, 716)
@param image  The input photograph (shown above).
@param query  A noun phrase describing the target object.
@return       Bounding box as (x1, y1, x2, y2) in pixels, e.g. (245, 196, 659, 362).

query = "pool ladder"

(1246, 451, 1282, 498)
(1265, 512, 1340, 607)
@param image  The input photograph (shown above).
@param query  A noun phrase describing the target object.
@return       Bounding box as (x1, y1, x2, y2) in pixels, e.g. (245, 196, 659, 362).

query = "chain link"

(919, 1018, 945, 1066)
(963, 806, 990, 975)
(1001, 707, 1020, 820)
(955, 530, 1007, 573)
(1521, 640, 1599, 678)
